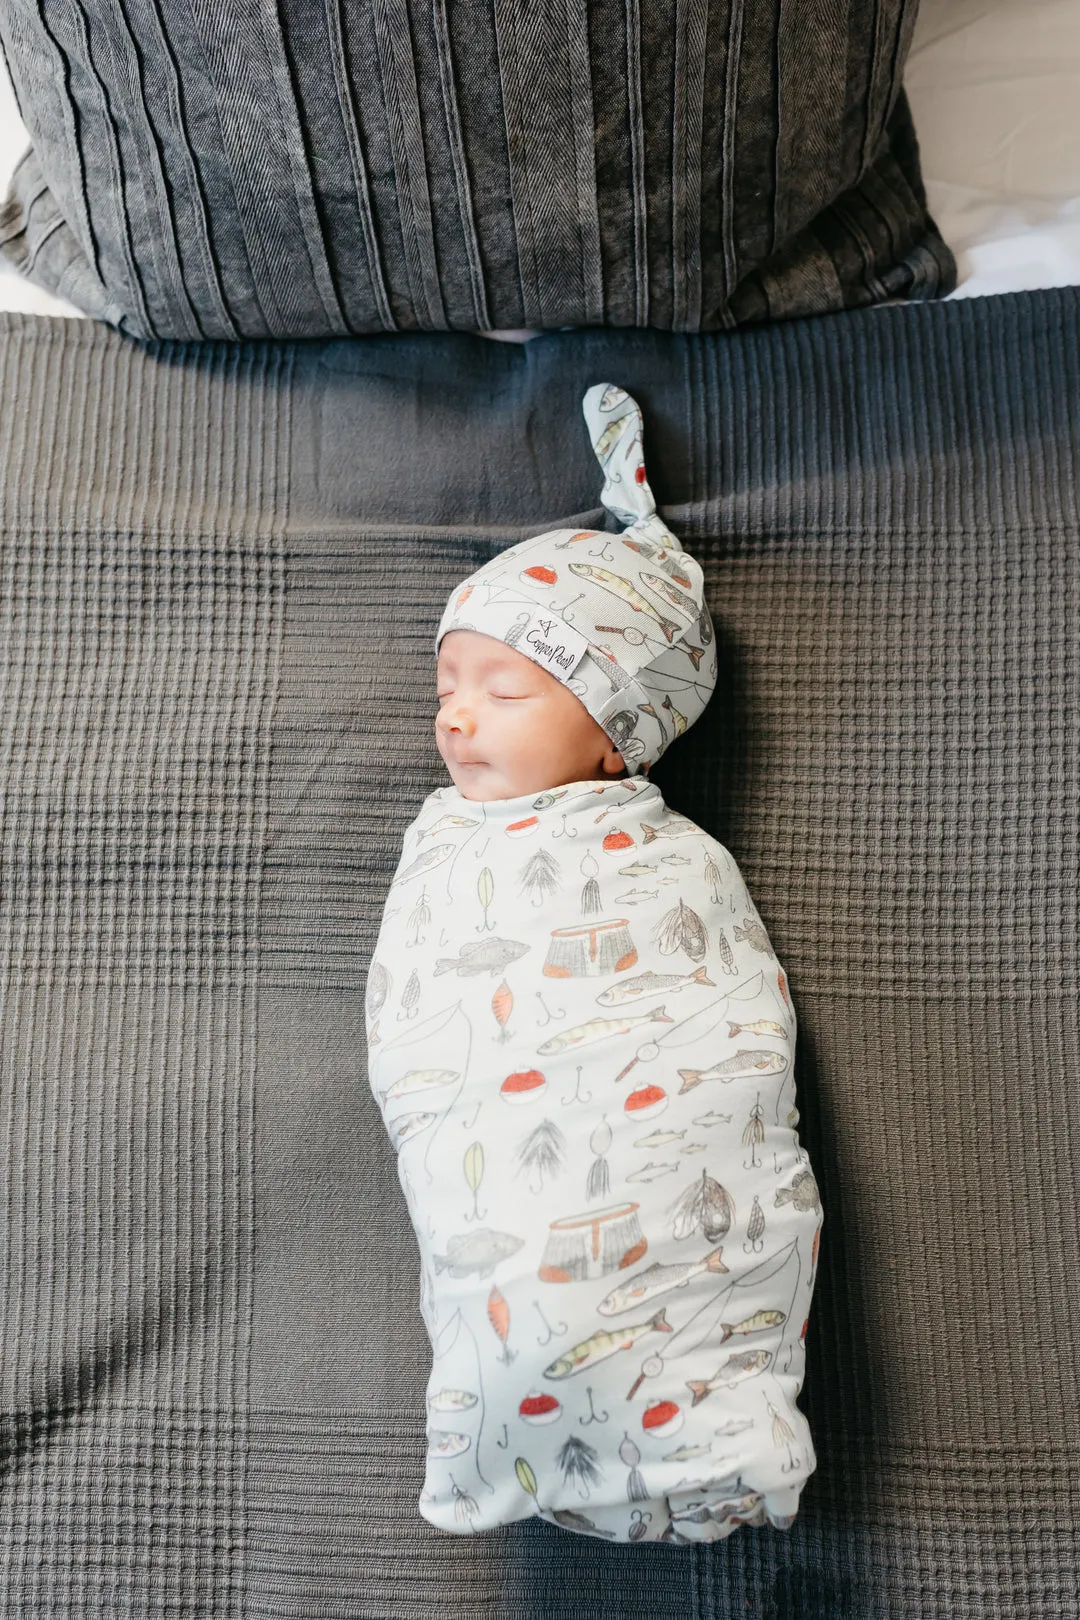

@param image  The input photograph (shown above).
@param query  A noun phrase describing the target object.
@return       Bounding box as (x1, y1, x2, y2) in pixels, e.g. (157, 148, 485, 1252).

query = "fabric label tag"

(516, 611, 591, 681)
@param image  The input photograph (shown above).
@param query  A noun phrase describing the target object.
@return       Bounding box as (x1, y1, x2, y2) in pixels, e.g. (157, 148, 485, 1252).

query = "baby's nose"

(436, 702, 475, 738)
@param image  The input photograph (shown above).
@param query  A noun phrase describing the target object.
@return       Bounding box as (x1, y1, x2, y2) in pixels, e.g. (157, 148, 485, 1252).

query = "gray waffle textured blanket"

(0, 292, 1078, 1617)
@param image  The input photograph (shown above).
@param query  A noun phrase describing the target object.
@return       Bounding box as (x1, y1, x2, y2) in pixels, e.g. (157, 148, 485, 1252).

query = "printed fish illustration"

(568, 563, 681, 642)
(389, 1111, 437, 1147)
(538, 1006, 675, 1055)
(686, 1349, 772, 1406)
(365, 959, 390, 1022)
(427, 1431, 471, 1459)
(391, 844, 455, 886)
(661, 696, 687, 737)
(418, 814, 478, 840)
(625, 1161, 680, 1184)
(432, 1228, 525, 1279)
(662, 1442, 713, 1463)
(533, 788, 571, 810)
(427, 1389, 479, 1414)
(597, 966, 713, 1006)
(677, 1049, 788, 1093)
(733, 917, 774, 957)
(617, 862, 658, 877)
(597, 384, 629, 413)
(639, 819, 699, 843)
(693, 1112, 732, 1128)
(552, 1510, 617, 1539)
(727, 1020, 787, 1039)
(775, 1169, 822, 1213)
(543, 1309, 672, 1379)
(597, 1246, 728, 1316)
(621, 539, 693, 589)
(640, 571, 700, 620)
(697, 606, 714, 646)
(661, 854, 691, 866)
(593, 413, 636, 462)
(381, 1068, 459, 1103)
(719, 1310, 785, 1343)
(670, 1490, 766, 1527)
(615, 887, 658, 905)
(633, 1128, 686, 1149)
(586, 642, 633, 694)
(434, 938, 529, 977)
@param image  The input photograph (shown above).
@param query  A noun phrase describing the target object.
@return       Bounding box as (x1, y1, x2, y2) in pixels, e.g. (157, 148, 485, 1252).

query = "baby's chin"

(445, 760, 502, 801)
(448, 764, 620, 803)
(444, 759, 552, 802)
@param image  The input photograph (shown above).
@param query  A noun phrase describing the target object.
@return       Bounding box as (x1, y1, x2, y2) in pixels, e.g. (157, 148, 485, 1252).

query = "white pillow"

(906, 0, 1080, 300)
(0, 47, 83, 316)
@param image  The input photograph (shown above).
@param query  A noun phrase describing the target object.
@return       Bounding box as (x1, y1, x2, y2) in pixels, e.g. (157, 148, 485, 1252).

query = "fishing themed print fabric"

(434, 384, 718, 777)
(365, 776, 823, 1544)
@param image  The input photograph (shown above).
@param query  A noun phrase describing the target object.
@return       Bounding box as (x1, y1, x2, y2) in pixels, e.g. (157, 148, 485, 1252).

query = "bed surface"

(1, 289, 1079, 1615)
(2, 0, 1078, 320)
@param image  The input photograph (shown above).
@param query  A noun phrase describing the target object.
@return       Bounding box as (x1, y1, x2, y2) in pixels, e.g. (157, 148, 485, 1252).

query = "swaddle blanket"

(365, 774, 822, 1545)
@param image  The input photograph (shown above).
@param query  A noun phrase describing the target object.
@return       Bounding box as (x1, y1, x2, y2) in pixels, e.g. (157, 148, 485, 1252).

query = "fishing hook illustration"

(439, 928, 450, 946)
(561, 1065, 592, 1106)
(464, 1193, 488, 1224)
(534, 992, 565, 1027)
(495, 1424, 509, 1450)
(533, 1300, 568, 1346)
(589, 538, 615, 560)
(460, 1101, 481, 1130)
(579, 1387, 608, 1426)
(548, 591, 586, 624)
(552, 813, 577, 839)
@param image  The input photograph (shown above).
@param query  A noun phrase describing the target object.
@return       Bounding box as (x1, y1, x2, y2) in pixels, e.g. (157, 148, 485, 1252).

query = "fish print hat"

(434, 385, 719, 774)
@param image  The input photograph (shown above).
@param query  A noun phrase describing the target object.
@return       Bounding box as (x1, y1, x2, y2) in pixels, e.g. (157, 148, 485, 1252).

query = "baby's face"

(436, 629, 626, 801)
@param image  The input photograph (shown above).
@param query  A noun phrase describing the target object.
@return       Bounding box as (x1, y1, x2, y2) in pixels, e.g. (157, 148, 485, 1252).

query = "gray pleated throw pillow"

(0, 0, 955, 339)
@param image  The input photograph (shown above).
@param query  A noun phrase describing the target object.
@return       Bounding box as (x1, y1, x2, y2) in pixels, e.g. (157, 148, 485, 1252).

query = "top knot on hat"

(435, 384, 718, 773)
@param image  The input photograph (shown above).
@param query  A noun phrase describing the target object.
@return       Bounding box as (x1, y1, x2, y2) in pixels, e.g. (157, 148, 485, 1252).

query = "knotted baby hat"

(434, 384, 718, 774)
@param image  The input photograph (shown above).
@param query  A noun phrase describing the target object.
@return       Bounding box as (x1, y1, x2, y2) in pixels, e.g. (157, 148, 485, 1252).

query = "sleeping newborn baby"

(364, 385, 823, 1545)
